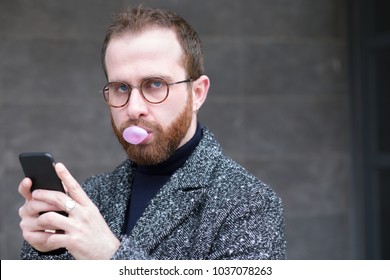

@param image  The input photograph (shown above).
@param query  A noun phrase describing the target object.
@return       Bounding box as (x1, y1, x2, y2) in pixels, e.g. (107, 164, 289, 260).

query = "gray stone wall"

(0, 0, 351, 259)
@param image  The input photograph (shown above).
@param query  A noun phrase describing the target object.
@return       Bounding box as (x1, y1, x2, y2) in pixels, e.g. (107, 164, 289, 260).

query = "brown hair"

(101, 6, 204, 80)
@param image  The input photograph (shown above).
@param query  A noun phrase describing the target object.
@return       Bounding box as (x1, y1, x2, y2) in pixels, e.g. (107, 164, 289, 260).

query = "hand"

(18, 163, 120, 259)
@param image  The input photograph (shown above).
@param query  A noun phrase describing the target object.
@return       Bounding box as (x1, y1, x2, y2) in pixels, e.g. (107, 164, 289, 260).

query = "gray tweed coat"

(21, 127, 286, 260)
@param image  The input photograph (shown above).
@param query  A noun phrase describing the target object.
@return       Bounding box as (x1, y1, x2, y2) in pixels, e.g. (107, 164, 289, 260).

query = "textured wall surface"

(0, 0, 351, 259)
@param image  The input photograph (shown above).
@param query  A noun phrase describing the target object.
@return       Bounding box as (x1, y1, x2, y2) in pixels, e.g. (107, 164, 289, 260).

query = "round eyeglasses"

(102, 77, 192, 108)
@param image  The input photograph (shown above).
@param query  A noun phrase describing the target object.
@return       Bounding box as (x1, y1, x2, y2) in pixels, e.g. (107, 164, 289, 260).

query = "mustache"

(118, 119, 156, 133)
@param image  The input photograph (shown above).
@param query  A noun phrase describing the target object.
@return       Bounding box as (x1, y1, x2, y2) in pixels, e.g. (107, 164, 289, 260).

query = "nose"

(125, 87, 148, 120)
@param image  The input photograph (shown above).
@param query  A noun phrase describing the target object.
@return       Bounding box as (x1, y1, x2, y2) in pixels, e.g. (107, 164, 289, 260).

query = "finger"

(18, 177, 33, 200)
(22, 230, 64, 252)
(31, 188, 82, 217)
(20, 210, 60, 234)
(37, 211, 69, 231)
(31, 189, 68, 211)
(54, 163, 91, 206)
(20, 199, 63, 217)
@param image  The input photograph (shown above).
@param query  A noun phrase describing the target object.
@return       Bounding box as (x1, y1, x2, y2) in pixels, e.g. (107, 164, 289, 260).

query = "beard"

(111, 94, 193, 166)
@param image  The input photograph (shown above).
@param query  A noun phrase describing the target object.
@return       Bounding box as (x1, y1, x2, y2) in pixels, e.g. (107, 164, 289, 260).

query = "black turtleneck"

(124, 123, 202, 234)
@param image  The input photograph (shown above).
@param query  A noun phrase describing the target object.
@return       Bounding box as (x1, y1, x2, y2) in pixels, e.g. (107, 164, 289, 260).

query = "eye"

(118, 83, 129, 92)
(143, 78, 165, 90)
(151, 80, 163, 88)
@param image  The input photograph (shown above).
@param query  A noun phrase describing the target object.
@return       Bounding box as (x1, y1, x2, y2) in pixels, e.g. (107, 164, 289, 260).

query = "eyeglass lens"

(103, 78, 169, 107)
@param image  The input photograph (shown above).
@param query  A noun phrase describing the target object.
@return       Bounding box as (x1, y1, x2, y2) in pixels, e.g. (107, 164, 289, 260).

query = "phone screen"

(19, 152, 65, 193)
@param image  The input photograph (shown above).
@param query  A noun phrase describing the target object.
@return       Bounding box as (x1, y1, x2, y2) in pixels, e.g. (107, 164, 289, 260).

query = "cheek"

(110, 109, 125, 128)
(157, 99, 186, 127)
(152, 111, 174, 129)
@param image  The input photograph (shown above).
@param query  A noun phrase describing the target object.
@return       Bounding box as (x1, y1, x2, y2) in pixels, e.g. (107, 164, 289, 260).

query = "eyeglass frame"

(102, 77, 193, 108)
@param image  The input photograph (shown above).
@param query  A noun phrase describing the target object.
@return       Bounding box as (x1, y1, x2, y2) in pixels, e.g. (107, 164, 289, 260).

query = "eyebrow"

(110, 74, 175, 84)
(141, 74, 174, 82)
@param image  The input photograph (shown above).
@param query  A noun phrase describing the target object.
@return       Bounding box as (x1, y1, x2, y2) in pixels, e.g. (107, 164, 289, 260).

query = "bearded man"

(18, 6, 286, 260)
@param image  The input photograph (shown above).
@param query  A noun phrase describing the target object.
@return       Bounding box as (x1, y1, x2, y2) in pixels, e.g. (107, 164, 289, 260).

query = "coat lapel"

(104, 161, 135, 238)
(129, 127, 222, 253)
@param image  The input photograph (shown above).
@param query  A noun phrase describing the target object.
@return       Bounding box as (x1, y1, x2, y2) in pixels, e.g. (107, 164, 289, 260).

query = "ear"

(191, 75, 210, 113)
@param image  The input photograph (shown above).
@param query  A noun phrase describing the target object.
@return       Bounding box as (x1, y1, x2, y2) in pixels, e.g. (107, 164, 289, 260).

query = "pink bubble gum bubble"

(123, 126, 148, 145)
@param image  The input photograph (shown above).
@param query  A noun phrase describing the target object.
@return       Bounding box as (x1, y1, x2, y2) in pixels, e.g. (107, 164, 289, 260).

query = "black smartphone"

(19, 152, 65, 193)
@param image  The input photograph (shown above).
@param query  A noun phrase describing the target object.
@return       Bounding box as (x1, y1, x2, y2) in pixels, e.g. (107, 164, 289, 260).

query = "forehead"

(105, 27, 185, 79)
(116, 26, 180, 47)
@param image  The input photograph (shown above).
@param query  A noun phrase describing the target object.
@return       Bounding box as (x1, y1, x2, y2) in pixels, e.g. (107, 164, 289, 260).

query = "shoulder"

(193, 133, 286, 259)
(198, 127, 283, 208)
(212, 155, 281, 206)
